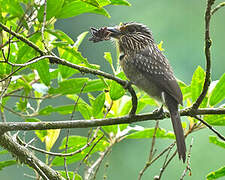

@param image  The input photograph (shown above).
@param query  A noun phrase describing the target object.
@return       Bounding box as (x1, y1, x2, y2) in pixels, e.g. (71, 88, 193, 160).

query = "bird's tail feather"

(165, 94, 186, 163)
(170, 110, 186, 162)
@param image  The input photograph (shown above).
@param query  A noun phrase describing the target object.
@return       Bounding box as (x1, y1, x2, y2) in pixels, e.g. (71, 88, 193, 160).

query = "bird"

(106, 22, 186, 162)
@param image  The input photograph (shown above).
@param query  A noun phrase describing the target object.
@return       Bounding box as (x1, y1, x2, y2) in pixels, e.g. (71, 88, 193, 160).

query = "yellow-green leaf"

(45, 129, 60, 151)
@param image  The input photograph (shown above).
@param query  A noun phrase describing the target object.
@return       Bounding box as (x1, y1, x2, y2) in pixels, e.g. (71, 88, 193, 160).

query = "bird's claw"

(153, 105, 164, 116)
(123, 80, 132, 89)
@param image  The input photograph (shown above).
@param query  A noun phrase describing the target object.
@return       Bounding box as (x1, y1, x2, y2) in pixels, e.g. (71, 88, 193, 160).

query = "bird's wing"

(130, 47, 183, 105)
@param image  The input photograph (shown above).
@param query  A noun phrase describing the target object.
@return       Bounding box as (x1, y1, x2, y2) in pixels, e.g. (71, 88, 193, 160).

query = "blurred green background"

(1, 0, 225, 179)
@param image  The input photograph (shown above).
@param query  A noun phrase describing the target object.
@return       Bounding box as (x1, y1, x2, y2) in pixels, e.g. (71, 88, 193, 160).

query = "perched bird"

(106, 22, 186, 162)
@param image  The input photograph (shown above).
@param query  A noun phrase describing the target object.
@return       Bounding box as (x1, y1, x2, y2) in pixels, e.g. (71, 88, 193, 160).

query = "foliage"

(0, 0, 225, 179)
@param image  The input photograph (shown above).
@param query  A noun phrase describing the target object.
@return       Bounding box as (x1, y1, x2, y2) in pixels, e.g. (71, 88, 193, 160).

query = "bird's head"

(107, 22, 154, 52)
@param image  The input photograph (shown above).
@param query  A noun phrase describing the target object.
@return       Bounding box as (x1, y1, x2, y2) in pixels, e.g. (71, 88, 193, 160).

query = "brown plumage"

(90, 22, 186, 162)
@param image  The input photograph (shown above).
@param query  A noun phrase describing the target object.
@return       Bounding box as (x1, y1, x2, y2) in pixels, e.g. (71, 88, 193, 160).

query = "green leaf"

(0, 150, 9, 155)
(209, 136, 225, 149)
(82, 79, 107, 93)
(89, 0, 111, 6)
(77, 103, 93, 119)
(90, 7, 110, 18)
(52, 135, 109, 166)
(207, 166, 225, 180)
(119, 96, 132, 116)
(110, 0, 131, 6)
(109, 72, 125, 100)
(126, 128, 175, 139)
(49, 78, 88, 95)
(34, 59, 50, 86)
(35, 130, 48, 142)
(59, 171, 83, 180)
(39, 105, 53, 115)
(49, 78, 107, 95)
(104, 52, 113, 65)
(204, 115, 225, 126)
(45, 129, 60, 151)
(74, 31, 88, 49)
(57, 1, 104, 19)
(191, 66, 205, 102)
(3, 0, 24, 17)
(17, 33, 42, 64)
(92, 92, 105, 117)
(38, 0, 64, 21)
(46, 29, 74, 44)
(39, 101, 92, 119)
(209, 73, 225, 106)
(0, 160, 17, 170)
(109, 80, 125, 100)
(58, 48, 80, 78)
(57, 43, 99, 78)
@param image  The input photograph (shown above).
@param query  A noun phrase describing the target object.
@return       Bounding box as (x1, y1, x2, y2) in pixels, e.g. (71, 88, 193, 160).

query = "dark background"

(1, 0, 225, 179)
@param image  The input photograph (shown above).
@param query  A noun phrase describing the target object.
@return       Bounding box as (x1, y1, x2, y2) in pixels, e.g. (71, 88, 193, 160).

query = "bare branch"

(192, 0, 215, 109)
(0, 108, 225, 134)
(0, 133, 64, 180)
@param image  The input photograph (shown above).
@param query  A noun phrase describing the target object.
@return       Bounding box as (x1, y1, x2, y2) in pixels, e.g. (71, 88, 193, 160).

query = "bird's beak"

(107, 27, 121, 38)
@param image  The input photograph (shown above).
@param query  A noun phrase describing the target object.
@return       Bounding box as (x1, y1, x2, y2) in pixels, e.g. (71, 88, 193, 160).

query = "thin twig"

(158, 150, 177, 179)
(85, 140, 113, 180)
(0, 22, 44, 55)
(41, 0, 49, 52)
(1, 54, 138, 115)
(193, 115, 225, 141)
(212, 2, 225, 15)
(180, 138, 193, 180)
(64, 83, 86, 180)
(138, 120, 159, 180)
(192, 0, 215, 109)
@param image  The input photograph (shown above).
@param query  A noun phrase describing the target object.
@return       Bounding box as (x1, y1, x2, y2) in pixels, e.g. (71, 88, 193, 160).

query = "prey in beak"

(89, 26, 121, 43)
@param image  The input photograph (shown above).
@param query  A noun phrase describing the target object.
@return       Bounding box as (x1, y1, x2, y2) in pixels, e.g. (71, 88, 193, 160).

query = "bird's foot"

(123, 80, 132, 89)
(153, 105, 164, 116)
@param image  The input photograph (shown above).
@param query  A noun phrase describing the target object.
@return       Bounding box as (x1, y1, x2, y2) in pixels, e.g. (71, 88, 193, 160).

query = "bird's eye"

(127, 26, 136, 33)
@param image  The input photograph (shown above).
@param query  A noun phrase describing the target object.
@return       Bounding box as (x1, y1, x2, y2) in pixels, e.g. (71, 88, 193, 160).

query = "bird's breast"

(120, 54, 163, 103)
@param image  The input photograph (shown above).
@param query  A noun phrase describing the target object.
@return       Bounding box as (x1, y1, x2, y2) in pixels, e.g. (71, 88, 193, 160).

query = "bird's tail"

(170, 109, 186, 162)
(165, 95, 186, 162)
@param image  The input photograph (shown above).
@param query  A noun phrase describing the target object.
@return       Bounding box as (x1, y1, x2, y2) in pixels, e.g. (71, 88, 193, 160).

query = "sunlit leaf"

(207, 166, 225, 180)
(104, 52, 113, 66)
(209, 136, 225, 149)
(110, 0, 131, 6)
(109, 72, 125, 100)
(204, 115, 225, 126)
(38, 0, 64, 21)
(92, 92, 105, 117)
(56, 1, 109, 19)
(46, 29, 74, 44)
(74, 31, 88, 49)
(45, 129, 61, 151)
(49, 78, 88, 95)
(59, 171, 83, 180)
(34, 59, 50, 86)
(209, 73, 225, 106)
(191, 66, 205, 102)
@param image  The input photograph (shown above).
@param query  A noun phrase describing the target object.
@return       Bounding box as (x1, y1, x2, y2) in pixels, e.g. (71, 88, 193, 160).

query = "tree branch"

(0, 133, 64, 180)
(0, 108, 224, 134)
(192, 0, 215, 109)
(0, 22, 44, 55)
